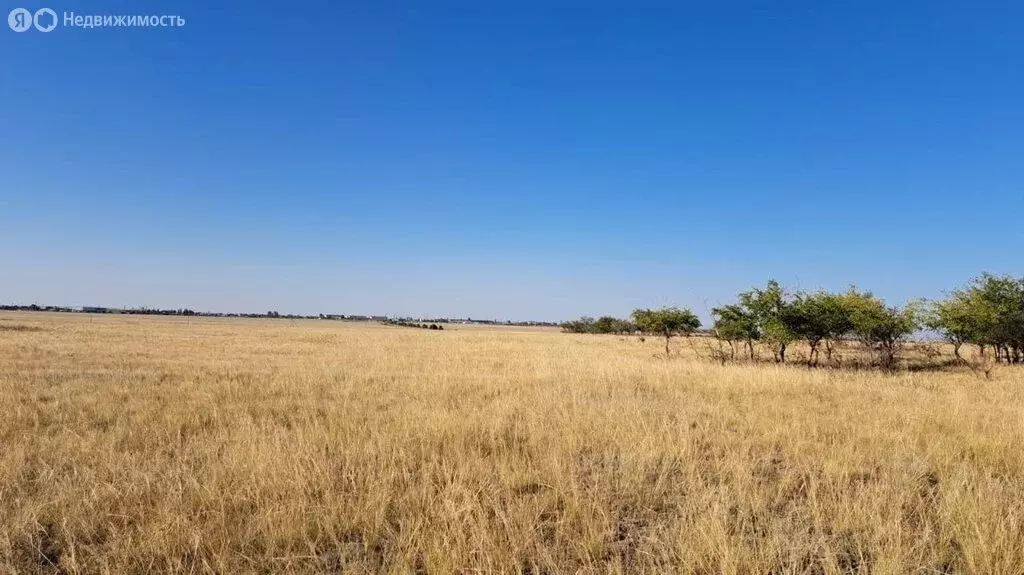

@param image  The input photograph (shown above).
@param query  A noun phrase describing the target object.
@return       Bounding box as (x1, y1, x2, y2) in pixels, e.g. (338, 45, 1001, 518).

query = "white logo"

(8, 8, 32, 32)
(33, 8, 57, 32)
(8, 7, 57, 32)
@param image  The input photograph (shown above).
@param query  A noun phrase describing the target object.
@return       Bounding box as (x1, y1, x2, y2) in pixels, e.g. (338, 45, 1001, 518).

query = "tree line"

(562, 273, 1024, 371)
(382, 319, 445, 330)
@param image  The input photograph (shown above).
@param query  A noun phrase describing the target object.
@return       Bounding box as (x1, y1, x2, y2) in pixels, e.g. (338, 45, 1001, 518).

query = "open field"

(1, 312, 1023, 574)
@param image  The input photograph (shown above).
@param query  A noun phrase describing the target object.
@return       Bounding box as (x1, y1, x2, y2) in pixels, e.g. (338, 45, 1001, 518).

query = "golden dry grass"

(1, 312, 1023, 574)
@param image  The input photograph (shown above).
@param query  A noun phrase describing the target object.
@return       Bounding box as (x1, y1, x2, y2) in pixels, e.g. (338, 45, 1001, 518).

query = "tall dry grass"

(0, 312, 1022, 574)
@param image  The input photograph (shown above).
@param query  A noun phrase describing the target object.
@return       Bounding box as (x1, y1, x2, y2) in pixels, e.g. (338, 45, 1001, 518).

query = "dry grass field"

(1, 312, 1023, 574)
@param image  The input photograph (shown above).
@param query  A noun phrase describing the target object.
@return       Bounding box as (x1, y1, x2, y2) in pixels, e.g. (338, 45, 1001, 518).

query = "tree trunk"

(778, 343, 786, 364)
(953, 341, 962, 360)
(880, 341, 897, 371)
(664, 334, 671, 357)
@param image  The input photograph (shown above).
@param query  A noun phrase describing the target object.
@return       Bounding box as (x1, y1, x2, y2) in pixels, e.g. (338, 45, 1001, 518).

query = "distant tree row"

(563, 273, 1024, 371)
(562, 308, 701, 357)
(560, 316, 637, 335)
(1, 304, 560, 327)
(382, 319, 444, 330)
(122, 307, 198, 316)
(0, 304, 75, 313)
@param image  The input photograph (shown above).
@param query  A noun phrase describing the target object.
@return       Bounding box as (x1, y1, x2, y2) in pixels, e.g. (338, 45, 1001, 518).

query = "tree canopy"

(632, 307, 701, 356)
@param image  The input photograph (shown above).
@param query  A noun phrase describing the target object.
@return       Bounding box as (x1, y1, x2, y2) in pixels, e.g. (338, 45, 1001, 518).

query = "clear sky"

(2, 1, 1022, 321)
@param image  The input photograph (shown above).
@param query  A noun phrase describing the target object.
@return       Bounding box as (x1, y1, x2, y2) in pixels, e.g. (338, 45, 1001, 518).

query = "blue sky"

(2, 0, 1022, 321)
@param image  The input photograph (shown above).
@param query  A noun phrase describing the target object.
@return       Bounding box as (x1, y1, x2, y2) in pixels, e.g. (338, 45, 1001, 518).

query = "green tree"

(784, 291, 854, 367)
(711, 304, 758, 360)
(924, 290, 984, 359)
(593, 316, 618, 334)
(842, 289, 919, 370)
(610, 318, 637, 335)
(632, 307, 701, 357)
(561, 316, 596, 334)
(967, 274, 1024, 363)
(738, 280, 795, 363)
(561, 316, 634, 335)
